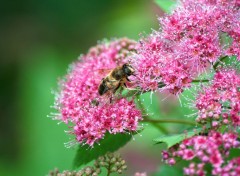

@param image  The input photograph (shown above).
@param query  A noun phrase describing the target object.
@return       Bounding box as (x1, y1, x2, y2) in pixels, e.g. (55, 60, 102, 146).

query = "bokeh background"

(0, 0, 191, 175)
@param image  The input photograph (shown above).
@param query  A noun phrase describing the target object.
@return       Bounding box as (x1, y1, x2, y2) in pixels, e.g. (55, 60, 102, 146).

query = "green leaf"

(153, 128, 202, 148)
(73, 132, 133, 168)
(155, 0, 176, 13)
(228, 148, 240, 160)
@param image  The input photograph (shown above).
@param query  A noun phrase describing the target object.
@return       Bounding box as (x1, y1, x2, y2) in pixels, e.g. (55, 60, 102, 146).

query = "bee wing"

(95, 68, 113, 76)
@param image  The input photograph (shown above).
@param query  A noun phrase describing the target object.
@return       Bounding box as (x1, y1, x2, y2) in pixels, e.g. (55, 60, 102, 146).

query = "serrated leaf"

(155, 0, 176, 13)
(153, 128, 202, 148)
(73, 132, 134, 168)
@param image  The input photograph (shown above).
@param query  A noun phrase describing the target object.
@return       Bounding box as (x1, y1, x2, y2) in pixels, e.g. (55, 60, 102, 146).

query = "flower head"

(54, 38, 142, 146)
(130, 0, 240, 95)
(130, 32, 193, 95)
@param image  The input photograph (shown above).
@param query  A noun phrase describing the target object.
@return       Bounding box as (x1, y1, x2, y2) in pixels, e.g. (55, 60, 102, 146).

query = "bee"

(98, 63, 135, 96)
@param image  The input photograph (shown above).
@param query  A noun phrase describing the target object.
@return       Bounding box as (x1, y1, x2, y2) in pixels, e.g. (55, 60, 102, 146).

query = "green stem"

(213, 56, 228, 71)
(107, 163, 112, 176)
(209, 118, 213, 128)
(192, 79, 209, 83)
(150, 123, 169, 134)
(143, 118, 196, 126)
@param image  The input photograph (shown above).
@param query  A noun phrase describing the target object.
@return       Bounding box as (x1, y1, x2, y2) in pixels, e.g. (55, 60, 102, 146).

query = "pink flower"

(168, 158, 176, 165)
(162, 150, 170, 160)
(195, 69, 240, 126)
(163, 131, 239, 175)
(209, 152, 223, 167)
(181, 0, 240, 60)
(130, 32, 193, 95)
(54, 38, 142, 146)
(130, 0, 240, 95)
(184, 163, 206, 176)
(161, 0, 224, 64)
(182, 149, 195, 160)
(212, 157, 240, 175)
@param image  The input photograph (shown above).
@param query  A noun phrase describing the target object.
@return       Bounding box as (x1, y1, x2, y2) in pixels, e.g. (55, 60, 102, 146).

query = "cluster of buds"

(48, 167, 100, 176)
(94, 152, 127, 175)
(48, 152, 127, 176)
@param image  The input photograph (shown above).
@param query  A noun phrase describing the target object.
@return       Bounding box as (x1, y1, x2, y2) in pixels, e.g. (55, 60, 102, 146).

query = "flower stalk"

(142, 118, 196, 126)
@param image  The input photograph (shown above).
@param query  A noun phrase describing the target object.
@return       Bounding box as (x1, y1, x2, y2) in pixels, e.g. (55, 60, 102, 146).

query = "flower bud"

(76, 171, 84, 176)
(162, 150, 169, 160)
(95, 168, 101, 174)
(115, 161, 121, 166)
(111, 167, 117, 172)
(117, 169, 122, 174)
(85, 167, 93, 175)
(99, 161, 107, 166)
(107, 153, 114, 158)
(120, 160, 126, 165)
(98, 156, 104, 161)
(212, 121, 218, 127)
(110, 157, 116, 164)
(223, 119, 229, 124)
(121, 165, 127, 170)
(168, 158, 176, 165)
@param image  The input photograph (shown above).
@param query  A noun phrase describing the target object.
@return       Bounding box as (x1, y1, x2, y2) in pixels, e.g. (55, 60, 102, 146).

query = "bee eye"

(123, 64, 134, 76)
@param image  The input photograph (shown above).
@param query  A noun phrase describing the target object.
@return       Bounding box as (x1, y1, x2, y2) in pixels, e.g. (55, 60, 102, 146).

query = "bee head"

(122, 63, 135, 76)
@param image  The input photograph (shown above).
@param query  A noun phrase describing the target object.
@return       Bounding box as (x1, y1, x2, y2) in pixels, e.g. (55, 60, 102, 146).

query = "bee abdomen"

(98, 79, 109, 95)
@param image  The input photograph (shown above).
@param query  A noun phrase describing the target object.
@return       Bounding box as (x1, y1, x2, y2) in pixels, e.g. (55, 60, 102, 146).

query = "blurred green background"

(0, 0, 192, 175)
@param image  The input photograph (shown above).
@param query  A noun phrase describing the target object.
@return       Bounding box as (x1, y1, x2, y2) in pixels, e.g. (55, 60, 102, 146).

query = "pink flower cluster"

(130, 0, 240, 94)
(55, 38, 142, 146)
(131, 32, 193, 94)
(213, 157, 240, 175)
(162, 131, 240, 176)
(178, 0, 240, 61)
(196, 69, 240, 126)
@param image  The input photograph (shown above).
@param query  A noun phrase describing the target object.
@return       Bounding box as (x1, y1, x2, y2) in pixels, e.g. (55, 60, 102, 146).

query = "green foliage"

(155, 0, 176, 13)
(153, 128, 202, 148)
(228, 148, 240, 160)
(73, 133, 132, 168)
